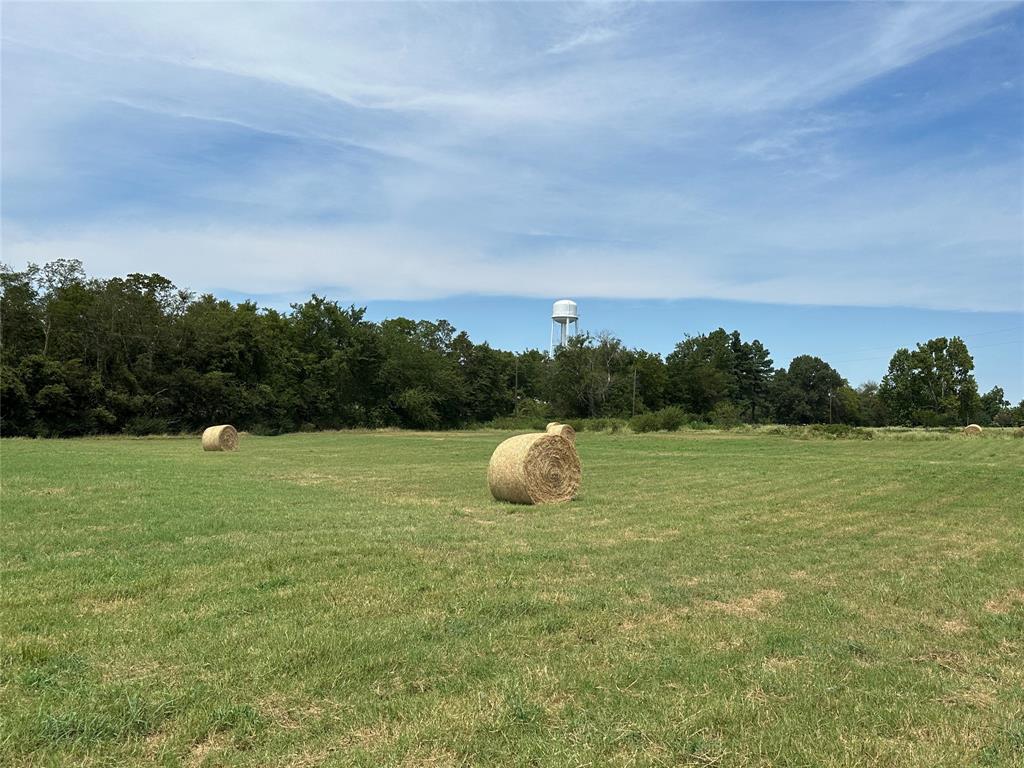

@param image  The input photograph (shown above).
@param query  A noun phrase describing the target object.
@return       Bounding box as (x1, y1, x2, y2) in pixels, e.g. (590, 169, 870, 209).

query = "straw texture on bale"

(963, 424, 983, 436)
(202, 424, 239, 452)
(545, 422, 576, 444)
(488, 433, 581, 504)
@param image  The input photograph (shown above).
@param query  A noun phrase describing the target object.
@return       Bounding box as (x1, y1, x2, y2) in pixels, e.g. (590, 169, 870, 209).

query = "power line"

(831, 337, 1022, 365)
(827, 326, 1022, 361)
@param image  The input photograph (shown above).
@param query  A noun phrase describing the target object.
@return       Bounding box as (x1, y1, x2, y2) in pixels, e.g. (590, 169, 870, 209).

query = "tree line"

(1, 260, 1020, 437)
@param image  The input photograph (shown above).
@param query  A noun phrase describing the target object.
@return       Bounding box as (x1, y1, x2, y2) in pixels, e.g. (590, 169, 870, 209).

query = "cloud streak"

(2, 2, 1022, 313)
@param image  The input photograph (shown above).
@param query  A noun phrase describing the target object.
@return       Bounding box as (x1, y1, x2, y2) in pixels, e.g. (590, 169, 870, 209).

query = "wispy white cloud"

(2, 1, 1021, 312)
(547, 26, 619, 55)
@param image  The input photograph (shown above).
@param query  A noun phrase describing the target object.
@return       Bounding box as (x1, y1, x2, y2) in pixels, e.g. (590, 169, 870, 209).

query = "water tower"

(550, 299, 579, 353)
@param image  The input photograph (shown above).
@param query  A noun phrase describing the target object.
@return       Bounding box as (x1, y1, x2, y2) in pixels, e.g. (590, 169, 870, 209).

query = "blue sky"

(2, 2, 1022, 398)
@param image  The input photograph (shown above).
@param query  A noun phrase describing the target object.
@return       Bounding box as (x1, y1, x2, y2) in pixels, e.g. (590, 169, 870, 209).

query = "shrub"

(709, 402, 741, 429)
(808, 424, 874, 440)
(514, 398, 550, 421)
(249, 423, 286, 436)
(485, 416, 548, 431)
(88, 406, 118, 432)
(629, 411, 662, 433)
(124, 416, 172, 436)
(572, 418, 627, 433)
(658, 406, 689, 431)
(396, 387, 440, 430)
(629, 407, 689, 433)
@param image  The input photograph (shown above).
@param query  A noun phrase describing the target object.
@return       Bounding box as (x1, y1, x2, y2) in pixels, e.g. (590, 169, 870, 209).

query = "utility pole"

(631, 367, 638, 418)
(514, 357, 519, 415)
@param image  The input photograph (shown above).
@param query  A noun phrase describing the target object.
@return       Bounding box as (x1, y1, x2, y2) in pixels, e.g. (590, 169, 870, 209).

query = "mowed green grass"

(2, 430, 1022, 768)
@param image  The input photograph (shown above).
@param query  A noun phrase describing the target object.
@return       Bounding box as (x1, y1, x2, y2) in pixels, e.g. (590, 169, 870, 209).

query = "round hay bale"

(488, 433, 581, 504)
(545, 422, 576, 444)
(202, 424, 239, 452)
(963, 424, 983, 436)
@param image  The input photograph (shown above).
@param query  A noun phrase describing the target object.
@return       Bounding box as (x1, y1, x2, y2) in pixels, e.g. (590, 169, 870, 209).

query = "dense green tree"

(666, 328, 736, 416)
(878, 348, 919, 425)
(510, 349, 550, 413)
(0, 264, 44, 367)
(550, 333, 630, 418)
(377, 318, 465, 429)
(291, 297, 383, 428)
(1, 261, 1015, 435)
(855, 381, 887, 426)
(627, 349, 669, 415)
(996, 400, 1024, 427)
(730, 333, 773, 422)
(880, 337, 980, 426)
(978, 386, 1009, 426)
(664, 328, 772, 420)
(771, 356, 846, 424)
(453, 334, 515, 424)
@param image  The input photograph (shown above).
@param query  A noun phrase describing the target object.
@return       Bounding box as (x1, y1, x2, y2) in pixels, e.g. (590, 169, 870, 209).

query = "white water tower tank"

(551, 299, 579, 352)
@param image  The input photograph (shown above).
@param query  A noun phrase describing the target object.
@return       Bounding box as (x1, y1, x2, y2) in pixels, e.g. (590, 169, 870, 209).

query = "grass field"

(2, 430, 1023, 767)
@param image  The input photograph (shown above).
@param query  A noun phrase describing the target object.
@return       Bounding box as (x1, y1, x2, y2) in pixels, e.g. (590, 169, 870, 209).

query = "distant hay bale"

(488, 433, 581, 504)
(202, 424, 239, 452)
(545, 422, 576, 444)
(963, 424, 983, 436)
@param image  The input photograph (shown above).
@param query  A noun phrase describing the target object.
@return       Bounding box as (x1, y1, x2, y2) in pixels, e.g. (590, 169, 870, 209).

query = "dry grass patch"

(386, 494, 446, 508)
(143, 728, 173, 761)
(24, 486, 69, 496)
(983, 590, 1024, 614)
(762, 656, 802, 673)
(279, 747, 336, 768)
(938, 685, 998, 710)
(187, 732, 234, 768)
(348, 720, 398, 751)
(77, 595, 138, 615)
(275, 471, 346, 487)
(702, 589, 785, 618)
(940, 619, 971, 635)
(618, 607, 690, 633)
(745, 683, 792, 703)
(258, 695, 324, 731)
(398, 746, 462, 768)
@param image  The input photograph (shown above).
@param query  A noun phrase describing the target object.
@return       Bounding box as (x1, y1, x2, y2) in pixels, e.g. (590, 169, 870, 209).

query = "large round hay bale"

(488, 433, 581, 504)
(545, 422, 576, 444)
(202, 424, 239, 451)
(963, 424, 983, 436)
